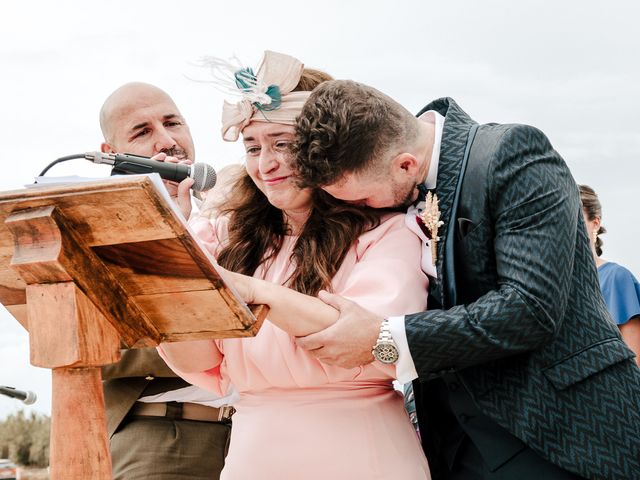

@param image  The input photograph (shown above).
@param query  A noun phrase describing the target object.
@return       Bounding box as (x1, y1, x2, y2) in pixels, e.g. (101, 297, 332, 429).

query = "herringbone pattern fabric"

(408, 98, 640, 479)
(416, 98, 476, 309)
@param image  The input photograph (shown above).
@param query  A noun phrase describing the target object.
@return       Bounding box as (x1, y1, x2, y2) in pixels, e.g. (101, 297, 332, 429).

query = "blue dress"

(597, 262, 640, 325)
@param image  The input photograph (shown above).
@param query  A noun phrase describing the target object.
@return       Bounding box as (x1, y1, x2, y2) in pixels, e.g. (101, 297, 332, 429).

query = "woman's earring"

(593, 230, 598, 241)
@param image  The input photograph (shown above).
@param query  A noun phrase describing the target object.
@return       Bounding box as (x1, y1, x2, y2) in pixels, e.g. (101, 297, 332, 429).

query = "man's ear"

(101, 142, 116, 154)
(101, 142, 117, 154)
(391, 152, 419, 176)
(100, 142, 115, 153)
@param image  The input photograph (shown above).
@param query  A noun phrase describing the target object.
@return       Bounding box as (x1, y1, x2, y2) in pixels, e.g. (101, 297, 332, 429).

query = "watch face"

(374, 342, 399, 364)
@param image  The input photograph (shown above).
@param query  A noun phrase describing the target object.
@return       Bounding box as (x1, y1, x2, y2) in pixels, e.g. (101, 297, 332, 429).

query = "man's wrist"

(371, 317, 400, 364)
(388, 316, 419, 383)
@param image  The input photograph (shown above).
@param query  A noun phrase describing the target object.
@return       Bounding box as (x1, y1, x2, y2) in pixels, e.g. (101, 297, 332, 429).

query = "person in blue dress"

(580, 184, 640, 365)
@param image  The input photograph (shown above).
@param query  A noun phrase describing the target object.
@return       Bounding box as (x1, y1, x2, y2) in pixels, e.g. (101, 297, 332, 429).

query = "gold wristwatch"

(372, 318, 399, 364)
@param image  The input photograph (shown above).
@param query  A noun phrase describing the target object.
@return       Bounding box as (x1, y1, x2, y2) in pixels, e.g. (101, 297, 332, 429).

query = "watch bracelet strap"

(378, 317, 393, 343)
(373, 317, 394, 349)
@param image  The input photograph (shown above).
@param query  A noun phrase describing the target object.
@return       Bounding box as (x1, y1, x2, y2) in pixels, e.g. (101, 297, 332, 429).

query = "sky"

(0, 0, 638, 418)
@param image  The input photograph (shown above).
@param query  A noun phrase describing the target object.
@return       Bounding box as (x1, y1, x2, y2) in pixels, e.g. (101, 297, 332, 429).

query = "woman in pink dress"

(159, 51, 431, 479)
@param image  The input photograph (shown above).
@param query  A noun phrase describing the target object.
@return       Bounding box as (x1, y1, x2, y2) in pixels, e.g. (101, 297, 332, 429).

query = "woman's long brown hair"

(215, 69, 381, 295)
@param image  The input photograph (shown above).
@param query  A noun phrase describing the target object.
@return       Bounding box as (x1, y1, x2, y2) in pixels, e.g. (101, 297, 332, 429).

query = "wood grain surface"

(50, 367, 112, 480)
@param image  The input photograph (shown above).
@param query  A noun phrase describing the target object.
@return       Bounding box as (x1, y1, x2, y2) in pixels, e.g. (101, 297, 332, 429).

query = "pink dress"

(162, 214, 431, 479)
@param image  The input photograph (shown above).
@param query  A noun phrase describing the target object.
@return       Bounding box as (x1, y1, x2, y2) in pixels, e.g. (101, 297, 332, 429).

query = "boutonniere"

(418, 192, 444, 264)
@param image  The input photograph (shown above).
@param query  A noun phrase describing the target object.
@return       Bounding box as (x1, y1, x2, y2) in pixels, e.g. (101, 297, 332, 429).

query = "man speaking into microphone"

(98, 82, 234, 480)
(99, 81, 196, 207)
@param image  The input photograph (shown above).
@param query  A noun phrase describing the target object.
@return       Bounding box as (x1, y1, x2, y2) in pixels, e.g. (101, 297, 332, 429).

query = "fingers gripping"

(318, 290, 350, 312)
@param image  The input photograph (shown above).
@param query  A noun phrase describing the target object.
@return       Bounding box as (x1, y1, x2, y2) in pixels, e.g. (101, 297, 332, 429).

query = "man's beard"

(390, 179, 416, 209)
(162, 146, 188, 160)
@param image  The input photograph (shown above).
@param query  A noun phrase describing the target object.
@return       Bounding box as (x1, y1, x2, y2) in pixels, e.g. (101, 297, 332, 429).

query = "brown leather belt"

(131, 401, 235, 422)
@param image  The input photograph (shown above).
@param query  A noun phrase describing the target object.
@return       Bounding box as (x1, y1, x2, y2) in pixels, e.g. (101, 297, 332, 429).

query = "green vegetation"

(0, 411, 50, 467)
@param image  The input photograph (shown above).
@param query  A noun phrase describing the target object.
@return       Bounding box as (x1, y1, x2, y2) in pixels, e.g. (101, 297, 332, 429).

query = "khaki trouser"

(110, 415, 231, 479)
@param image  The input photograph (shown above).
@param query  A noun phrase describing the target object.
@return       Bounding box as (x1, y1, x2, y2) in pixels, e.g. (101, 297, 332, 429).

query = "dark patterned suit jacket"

(407, 98, 640, 480)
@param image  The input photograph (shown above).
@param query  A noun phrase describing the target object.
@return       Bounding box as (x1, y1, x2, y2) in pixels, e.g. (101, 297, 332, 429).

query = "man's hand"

(295, 291, 383, 369)
(151, 152, 194, 219)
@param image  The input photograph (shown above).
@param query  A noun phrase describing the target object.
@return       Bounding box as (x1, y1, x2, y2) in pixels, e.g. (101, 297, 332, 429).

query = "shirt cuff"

(388, 315, 418, 384)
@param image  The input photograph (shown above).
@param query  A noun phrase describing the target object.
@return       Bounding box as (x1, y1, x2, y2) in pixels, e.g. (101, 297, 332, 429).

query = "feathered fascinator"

(200, 51, 310, 141)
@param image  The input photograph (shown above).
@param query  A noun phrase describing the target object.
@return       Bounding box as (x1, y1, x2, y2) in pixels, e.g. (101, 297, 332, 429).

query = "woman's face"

(242, 122, 312, 213)
(582, 209, 600, 247)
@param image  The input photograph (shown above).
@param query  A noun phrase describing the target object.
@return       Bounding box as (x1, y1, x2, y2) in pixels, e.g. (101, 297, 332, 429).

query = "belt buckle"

(218, 405, 236, 421)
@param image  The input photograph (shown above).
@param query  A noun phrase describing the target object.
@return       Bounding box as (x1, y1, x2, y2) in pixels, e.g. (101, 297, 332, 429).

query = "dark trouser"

(418, 378, 586, 480)
(110, 415, 231, 479)
(449, 436, 586, 480)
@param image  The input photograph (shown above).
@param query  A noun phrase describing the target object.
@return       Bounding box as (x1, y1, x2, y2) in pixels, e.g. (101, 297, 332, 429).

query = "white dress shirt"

(389, 110, 444, 384)
(138, 384, 239, 407)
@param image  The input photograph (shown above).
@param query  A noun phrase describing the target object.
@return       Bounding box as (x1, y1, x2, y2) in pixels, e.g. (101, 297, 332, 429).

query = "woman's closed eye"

(245, 146, 261, 156)
(274, 140, 291, 151)
(245, 141, 290, 157)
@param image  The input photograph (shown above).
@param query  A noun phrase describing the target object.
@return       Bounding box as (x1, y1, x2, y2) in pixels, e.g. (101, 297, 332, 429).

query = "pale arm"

(223, 270, 338, 337)
(157, 339, 223, 374)
(620, 317, 640, 366)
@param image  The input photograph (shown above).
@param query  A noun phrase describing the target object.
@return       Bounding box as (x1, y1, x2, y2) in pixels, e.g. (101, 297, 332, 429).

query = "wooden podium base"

(50, 368, 112, 479)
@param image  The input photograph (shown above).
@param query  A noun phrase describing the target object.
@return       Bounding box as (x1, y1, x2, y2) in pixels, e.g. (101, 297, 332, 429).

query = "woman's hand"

(218, 267, 261, 305)
(217, 267, 341, 337)
(151, 152, 194, 219)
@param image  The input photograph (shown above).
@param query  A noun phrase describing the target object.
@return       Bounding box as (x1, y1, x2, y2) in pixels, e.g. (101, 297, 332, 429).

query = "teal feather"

(256, 85, 282, 111)
(233, 68, 282, 111)
(234, 67, 257, 91)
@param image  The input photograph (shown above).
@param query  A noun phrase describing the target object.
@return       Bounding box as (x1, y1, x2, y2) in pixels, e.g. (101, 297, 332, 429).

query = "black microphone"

(84, 152, 217, 193)
(0, 385, 37, 405)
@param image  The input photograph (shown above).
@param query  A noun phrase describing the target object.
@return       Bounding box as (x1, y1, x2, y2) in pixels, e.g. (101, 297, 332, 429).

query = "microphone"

(0, 385, 37, 405)
(84, 152, 217, 193)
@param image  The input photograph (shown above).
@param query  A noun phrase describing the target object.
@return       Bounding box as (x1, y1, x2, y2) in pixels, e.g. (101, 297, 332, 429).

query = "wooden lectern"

(0, 176, 267, 479)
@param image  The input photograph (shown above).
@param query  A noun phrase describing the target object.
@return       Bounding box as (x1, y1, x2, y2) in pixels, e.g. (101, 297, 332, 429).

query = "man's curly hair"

(292, 80, 418, 188)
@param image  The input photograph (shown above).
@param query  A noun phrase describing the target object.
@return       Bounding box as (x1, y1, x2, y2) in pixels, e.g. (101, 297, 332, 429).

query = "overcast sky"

(1, 0, 638, 418)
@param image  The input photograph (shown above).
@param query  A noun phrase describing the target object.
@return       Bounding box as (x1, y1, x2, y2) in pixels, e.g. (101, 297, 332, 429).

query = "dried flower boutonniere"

(419, 192, 444, 264)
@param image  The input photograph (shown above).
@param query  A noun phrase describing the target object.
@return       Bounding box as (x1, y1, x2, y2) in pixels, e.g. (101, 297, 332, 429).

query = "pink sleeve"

(156, 343, 230, 397)
(335, 214, 428, 317)
(188, 215, 229, 257)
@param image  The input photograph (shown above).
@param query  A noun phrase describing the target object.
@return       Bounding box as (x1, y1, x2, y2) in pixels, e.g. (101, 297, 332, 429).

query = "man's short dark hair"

(292, 80, 418, 188)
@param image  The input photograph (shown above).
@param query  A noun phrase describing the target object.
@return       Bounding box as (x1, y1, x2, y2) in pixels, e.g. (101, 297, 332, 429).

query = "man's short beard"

(391, 179, 416, 209)
(163, 146, 187, 159)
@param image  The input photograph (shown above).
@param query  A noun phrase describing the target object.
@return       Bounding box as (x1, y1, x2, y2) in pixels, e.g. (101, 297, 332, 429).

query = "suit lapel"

(417, 98, 476, 308)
